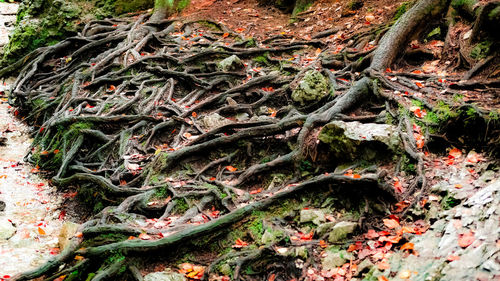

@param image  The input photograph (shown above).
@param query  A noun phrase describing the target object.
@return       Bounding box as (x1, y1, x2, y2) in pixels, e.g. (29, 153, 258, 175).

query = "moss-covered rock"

(318, 121, 400, 161)
(291, 70, 330, 106)
(0, 0, 154, 68)
(217, 55, 244, 72)
(327, 221, 357, 242)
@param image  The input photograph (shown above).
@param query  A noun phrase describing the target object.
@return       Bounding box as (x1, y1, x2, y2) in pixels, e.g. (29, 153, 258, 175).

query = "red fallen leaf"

(393, 180, 403, 193)
(58, 210, 66, 220)
(415, 82, 424, 88)
(447, 255, 460, 261)
(2, 275, 11, 280)
(232, 238, 248, 248)
(449, 148, 462, 158)
(222, 32, 229, 38)
(249, 188, 262, 194)
(300, 231, 314, 240)
(108, 85, 116, 92)
(413, 108, 427, 118)
(383, 218, 400, 229)
(385, 68, 392, 73)
(466, 151, 480, 163)
(53, 149, 60, 154)
(226, 166, 237, 172)
(379, 235, 402, 243)
(378, 230, 391, 236)
(393, 200, 411, 213)
(209, 177, 216, 181)
(378, 276, 389, 281)
(458, 231, 474, 248)
(365, 229, 379, 239)
(347, 241, 363, 251)
(454, 184, 463, 189)
(192, 112, 198, 118)
(353, 174, 361, 179)
(49, 247, 60, 255)
(400, 242, 414, 251)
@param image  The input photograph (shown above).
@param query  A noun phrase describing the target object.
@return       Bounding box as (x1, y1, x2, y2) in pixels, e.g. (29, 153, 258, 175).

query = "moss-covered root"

(150, 0, 190, 22)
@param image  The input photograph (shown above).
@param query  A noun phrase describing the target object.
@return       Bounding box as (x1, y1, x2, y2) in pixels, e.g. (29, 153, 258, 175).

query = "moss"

(489, 6, 500, 21)
(470, 41, 492, 59)
(441, 193, 460, 210)
(253, 53, 270, 66)
(291, 70, 330, 106)
(0, 0, 154, 68)
(393, 2, 411, 21)
(174, 198, 190, 213)
(346, 0, 363, 11)
(246, 37, 257, 48)
(318, 123, 360, 160)
(292, 0, 314, 17)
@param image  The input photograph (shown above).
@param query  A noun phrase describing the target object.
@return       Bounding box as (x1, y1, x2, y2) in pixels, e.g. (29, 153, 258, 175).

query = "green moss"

(292, 0, 314, 17)
(393, 2, 411, 21)
(489, 6, 500, 21)
(174, 198, 190, 213)
(470, 41, 492, 59)
(441, 193, 460, 210)
(291, 70, 330, 106)
(253, 53, 270, 66)
(347, 0, 363, 11)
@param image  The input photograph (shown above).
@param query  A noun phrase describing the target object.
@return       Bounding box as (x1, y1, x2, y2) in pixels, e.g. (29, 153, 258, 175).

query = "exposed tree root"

(6, 0, 497, 279)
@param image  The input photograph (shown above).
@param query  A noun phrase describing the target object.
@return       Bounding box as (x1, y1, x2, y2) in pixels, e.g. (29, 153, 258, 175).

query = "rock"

(219, 264, 232, 276)
(217, 55, 244, 71)
(318, 121, 400, 161)
(316, 222, 336, 237)
(300, 209, 326, 225)
(355, 258, 374, 276)
(58, 221, 79, 250)
(0, 218, 15, 240)
(293, 246, 308, 259)
(144, 271, 186, 281)
(0, 200, 5, 212)
(322, 250, 353, 270)
(261, 228, 284, 244)
(235, 113, 249, 122)
(202, 113, 232, 130)
(291, 70, 330, 106)
(328, 221, 357, 243)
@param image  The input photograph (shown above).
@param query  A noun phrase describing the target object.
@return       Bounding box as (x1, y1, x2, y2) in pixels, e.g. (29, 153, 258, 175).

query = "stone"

(300, 209, 326, 225)
(0, 218, 15, 240)
(58, 221, 79, 250)
(322, 250, 353, 270)
(144, 271, 187, 281)
(316, 222, 336, 237)
(293, 246, 308, 259)
(0, 200, 5, 212)
(355, 258, 374, 276)
(318, 121, 400, 161)
(202, 113, 232, 130)
(328, 221, 357, 243)
(235, 113, 249, 122)
(217, 55, 244, 71)
(291, 70, 330, 106)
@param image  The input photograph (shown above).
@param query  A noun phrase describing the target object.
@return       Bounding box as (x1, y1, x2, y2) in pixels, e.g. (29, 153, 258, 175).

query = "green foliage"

(393, 2, 412, 21)
(470, 41, 492, 59)
(174, 198, 190, 213)
(253, 53, 270, 66)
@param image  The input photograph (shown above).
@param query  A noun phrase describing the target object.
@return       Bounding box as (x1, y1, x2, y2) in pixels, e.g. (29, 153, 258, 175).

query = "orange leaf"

(415, 82, 424, 88)
(378, 276, 389, 281)
(40, 150, 49, 155)
(108, 85, 116, 91)
(225, 165, 237, 172)
(458, 231, 474, 248)
(353, 174, 361, 179)
(449, 148, 462, 158)
(319, 240, 328, 248)
(300, 231, 314, 240)
(192, 112, 198, 118)
(400, 242, 414, 251)
(74, 255, 84, 261)
(383, 218, 400, 229)
(139, 233, 152, 240)
(222, 32, 229, 38)
(38, 227, 46, 235)
(249, 188, 262, 194)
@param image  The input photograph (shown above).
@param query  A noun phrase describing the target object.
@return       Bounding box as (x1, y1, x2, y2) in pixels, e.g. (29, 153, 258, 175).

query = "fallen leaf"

(449, 148, 462, 158)
(399, 270, 412, 279)
(225, 166, 237, 172)
(447, 255, 460, 261)
(378, 276, 389, 281)
(192, 112, 198, 118)
(400, 242, 414, 251)
(38, 227, 46, 235)
(232, 238, 248, 248)
(458, 231, 474, 248)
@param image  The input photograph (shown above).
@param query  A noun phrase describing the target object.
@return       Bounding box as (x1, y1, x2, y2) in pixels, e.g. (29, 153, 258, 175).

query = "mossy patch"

(291, 70, 330, 106)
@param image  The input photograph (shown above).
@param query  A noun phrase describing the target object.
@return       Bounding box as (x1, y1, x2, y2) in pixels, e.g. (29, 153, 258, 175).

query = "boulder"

(291, 70, 330, 106)
(328, 221, 357, 243)
(217, 55, 244, 72)
(318, 121, 400, 161)
(0, 218, 15, 240)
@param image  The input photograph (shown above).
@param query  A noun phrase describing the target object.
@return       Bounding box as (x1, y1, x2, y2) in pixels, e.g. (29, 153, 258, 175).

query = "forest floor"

(0, 0, 499, 280)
